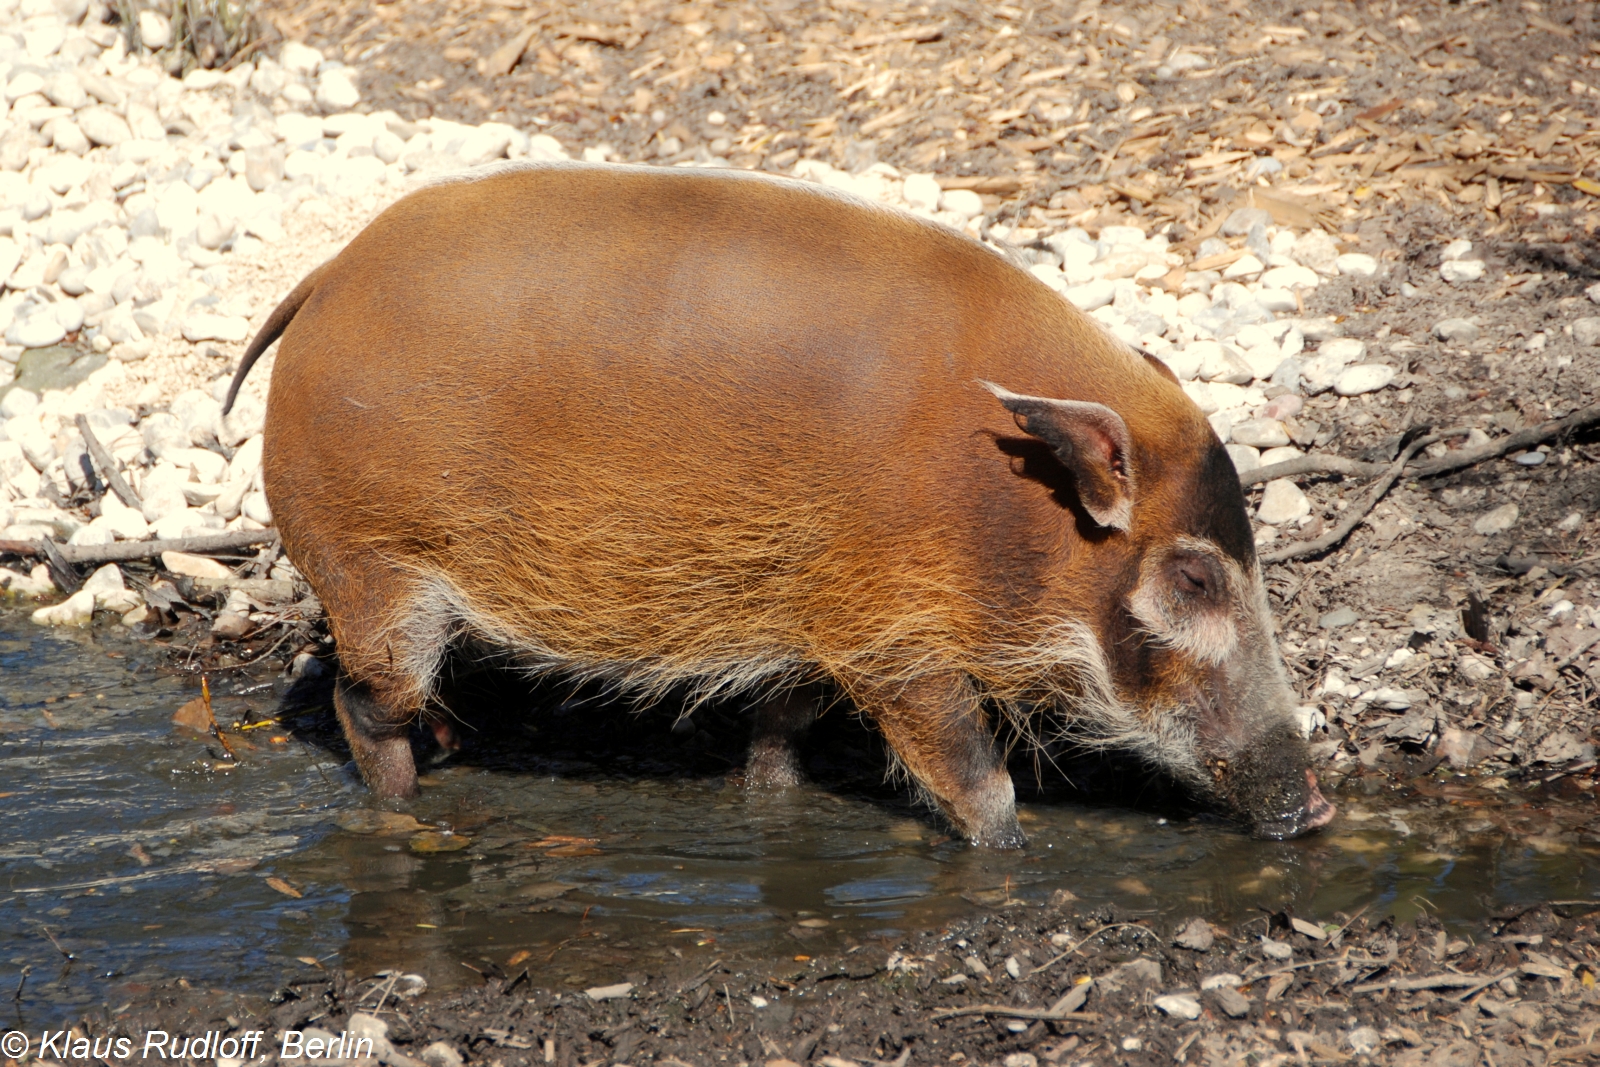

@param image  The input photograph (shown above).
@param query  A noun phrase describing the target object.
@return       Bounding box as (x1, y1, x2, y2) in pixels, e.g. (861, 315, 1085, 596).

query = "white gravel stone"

(1222, 253, 1264, 279)
(1231, 418, 1291, 448)
(137, 9, 171, 47)
(1257, 479, 1310, 525)
(1573, 318, 1600, 346)
(1440, 258, 1485, 283)
(1260, 264, 1318, 290)
(241, 491, 273, 525)
(1255, 288, 1297, 313)
(1064, 279, 1114, 311)
(902, 173, 941, 213)
(939, 188, 983, 220)
(181, 314, 251, 343)
(1473, 503, 1519, 536)
(13, 315, 66, 348)
(1334, 363, 1395, 396)
(1335, 252, 1378, 278)
(1433, 318, 1480, 343)
(32, 586, 94, 626)
(1225, 444, 1260, 472)
(77, 107, 132, 147)
(1318, 337, 1367, 362)
(316, 69, 361, 112)
(280, 41, 324, 75)
(1154, 994, 1202, 1020)
(98, 493, 150, 539)
(1292, 229, 1340, 274)
(1440, 238, 1473, 262)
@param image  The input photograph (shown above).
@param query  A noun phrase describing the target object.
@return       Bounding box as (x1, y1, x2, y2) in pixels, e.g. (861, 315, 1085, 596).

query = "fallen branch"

(1449, 967, 1519, 1002)
(1556, 633, 1600, 673)
(1349, 972, 1489, 995)
(1549, 1040, 1600, 1064)
(0, 529, 278, 565)
(1261, 430, 1448, 565)
(74, 414, 142, 510)
(930, 1003, 1099, 1023)
(1241, 403, 1600, 488)
(1241, 452, 1386, 486)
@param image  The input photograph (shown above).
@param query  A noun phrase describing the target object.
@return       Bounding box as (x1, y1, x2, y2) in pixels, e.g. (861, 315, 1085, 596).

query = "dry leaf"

(265, 876, 303, 898)
(337, 810, 428, 835)
(508, 949, 533, 966)
(171, 698, 212, 734)
(410, 831, 473, 853)
(484, 26, 537, 76)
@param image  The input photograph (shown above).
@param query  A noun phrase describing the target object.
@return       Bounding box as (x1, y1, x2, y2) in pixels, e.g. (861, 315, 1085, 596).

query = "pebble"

(137, 11, 172, 48)
(1260, 938, 1293, 960)
(1154, 993, 1202, 1020)
(1260, 394, 1303, 420)
(1175, 917, 1215, 951)
(1514, 450, 1546, 466)
(1230, 417, 1290, 448)
(1226, 444, 1260, 473)
(1573, 318, 1600, 346)
(585, 982, 634, 1001)
(1472, 503, 1519, 536)
(1433, 318, 1480, 344)
(1440, 258, 1486, 283)
(1222, 253, 1264, 280)
(939, 188, 984, 220)
(1335, 253, 1378, 278)
(180, 314, 251, 343)
(1319, 607, 1359, 629)
(419, 1043, 464, 1067)
(1440, 238, 1473, 262)
(1437, 727, 1487, 770)
(1220, 207, 1271, 236)
(1211, 986, 1251, 1018)
(161, 550, 233, 579)
(1256, 479, 1309, 524)
(1347, 1027, 1382, 1055)
(1334, 363, 1395, 396)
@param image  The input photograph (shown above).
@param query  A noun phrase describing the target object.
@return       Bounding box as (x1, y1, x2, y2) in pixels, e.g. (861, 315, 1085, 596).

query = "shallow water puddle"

(3, 611, 1598, 1028)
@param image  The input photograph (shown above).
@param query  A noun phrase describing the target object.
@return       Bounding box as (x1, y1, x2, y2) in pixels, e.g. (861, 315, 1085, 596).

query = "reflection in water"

(2, 613, 1598, 1029)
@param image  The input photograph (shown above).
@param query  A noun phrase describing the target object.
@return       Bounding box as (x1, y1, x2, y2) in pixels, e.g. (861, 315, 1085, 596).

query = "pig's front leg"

(747, 688, 818, 788)
(851, 673, 1024, 848)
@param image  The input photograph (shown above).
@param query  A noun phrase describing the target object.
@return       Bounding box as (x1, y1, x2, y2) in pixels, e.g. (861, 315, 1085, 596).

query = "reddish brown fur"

(232, 162, 1331, 846)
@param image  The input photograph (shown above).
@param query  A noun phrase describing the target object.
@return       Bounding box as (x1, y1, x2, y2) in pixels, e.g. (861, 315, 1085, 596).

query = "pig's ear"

(981, 380, 1135, 531)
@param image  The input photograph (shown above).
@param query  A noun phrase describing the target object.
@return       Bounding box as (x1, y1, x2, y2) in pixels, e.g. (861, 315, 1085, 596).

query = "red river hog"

(225, 162, 1335, 848)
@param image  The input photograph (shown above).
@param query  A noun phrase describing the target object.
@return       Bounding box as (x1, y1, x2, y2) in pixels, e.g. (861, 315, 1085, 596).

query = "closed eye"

(1175, 559, 1210, 596)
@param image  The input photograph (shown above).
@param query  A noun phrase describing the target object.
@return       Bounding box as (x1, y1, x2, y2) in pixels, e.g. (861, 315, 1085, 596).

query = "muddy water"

(4, 612, 1598, 1029)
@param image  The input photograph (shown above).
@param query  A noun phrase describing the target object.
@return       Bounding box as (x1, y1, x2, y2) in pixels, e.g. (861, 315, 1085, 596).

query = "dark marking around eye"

(1184, 443, 1255, 566)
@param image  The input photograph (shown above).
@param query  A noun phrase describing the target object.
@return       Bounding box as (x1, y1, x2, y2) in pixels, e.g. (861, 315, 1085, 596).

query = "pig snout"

(1214, 733, 1337, 841)
(1246, 769, 1337, 841)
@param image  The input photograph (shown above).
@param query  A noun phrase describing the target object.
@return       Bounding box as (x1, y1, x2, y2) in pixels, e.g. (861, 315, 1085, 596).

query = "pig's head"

(983, 379, 1336, 840)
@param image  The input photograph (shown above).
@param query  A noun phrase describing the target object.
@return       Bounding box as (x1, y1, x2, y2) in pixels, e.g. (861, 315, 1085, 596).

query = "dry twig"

(0, 529, 278, 564)
(1261, 430, 1455, 564)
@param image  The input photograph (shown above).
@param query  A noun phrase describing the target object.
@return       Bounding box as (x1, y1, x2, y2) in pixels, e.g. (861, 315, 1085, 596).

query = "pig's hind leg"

(746, 688, 818, 788)
(321, 570, 445, 800)
(852, 674, 1025, 848)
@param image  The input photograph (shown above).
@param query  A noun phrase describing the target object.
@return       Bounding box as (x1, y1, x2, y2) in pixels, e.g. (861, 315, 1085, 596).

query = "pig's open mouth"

(1247, 769, 1338, 840)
